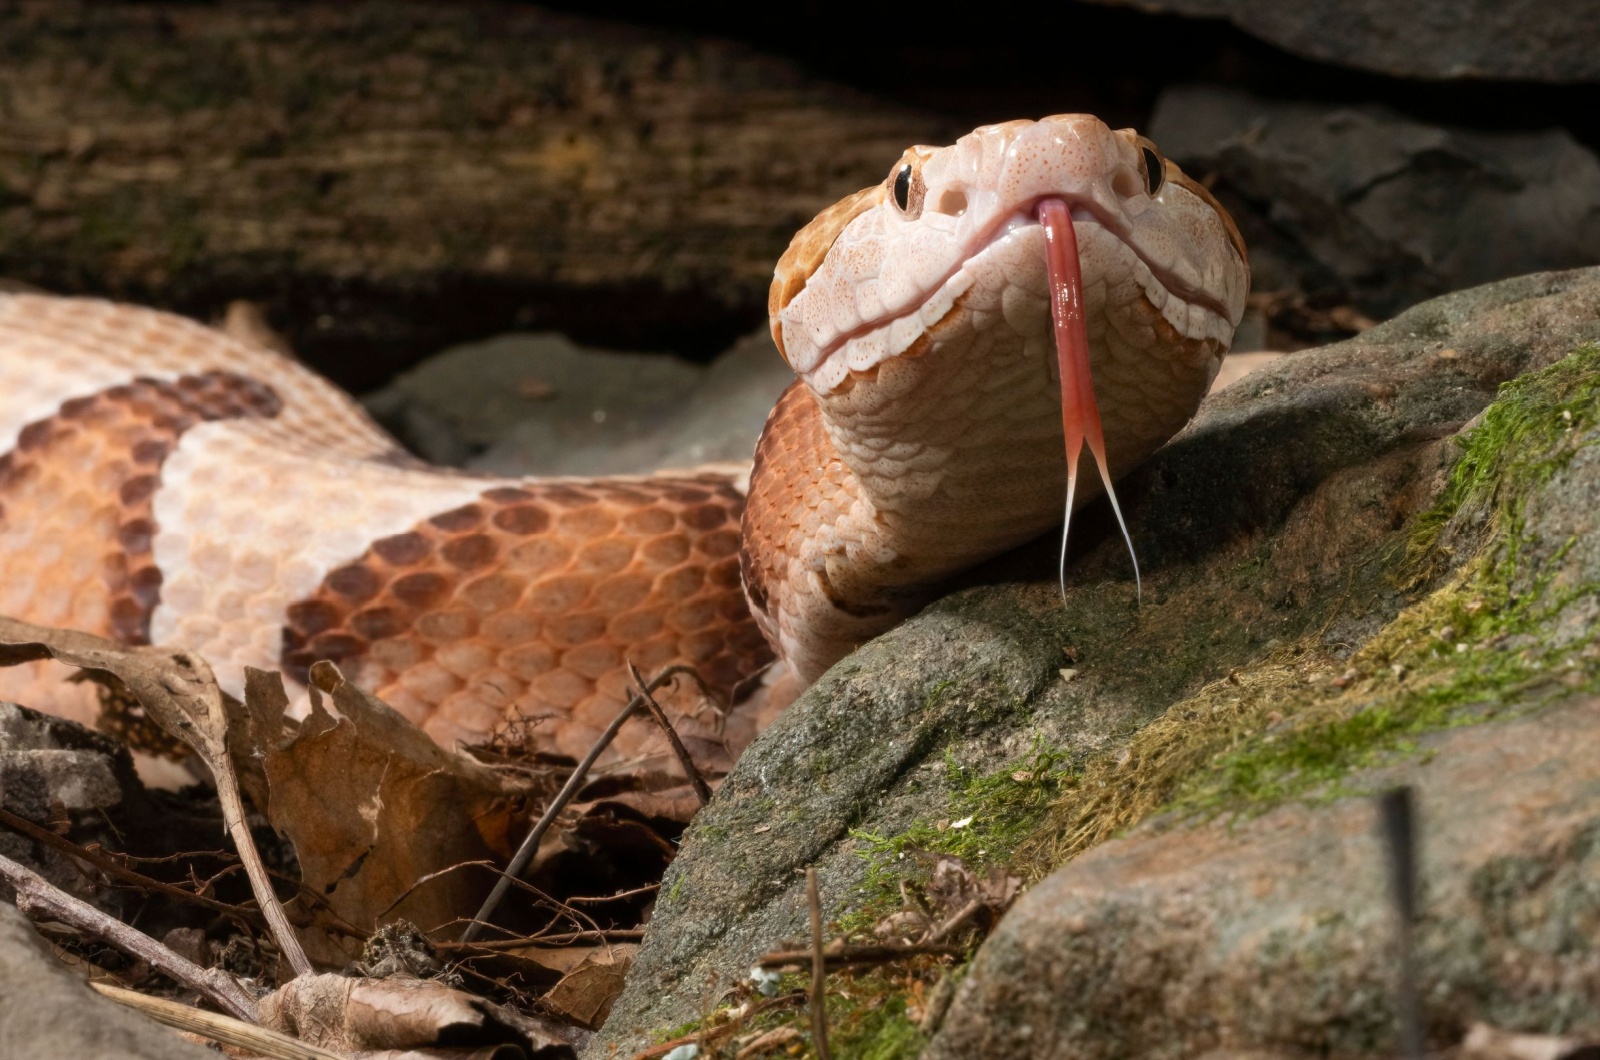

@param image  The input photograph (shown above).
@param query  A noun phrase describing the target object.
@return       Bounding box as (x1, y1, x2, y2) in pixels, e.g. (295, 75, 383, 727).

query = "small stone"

(1059, 668, 1079, 683)
(748, 966, 781, 998)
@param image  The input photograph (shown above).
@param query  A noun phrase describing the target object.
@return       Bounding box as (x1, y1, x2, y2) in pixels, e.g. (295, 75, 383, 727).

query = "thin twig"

(568, 882, 660, 904)
(217, 723, 313, 977)
(807, 867, 830, 1060)
(374, 859, 496, 921)
(0, 618, 314, 976)
(924, 897, 985, 944)
(756, 941, 965, 971)
(461, 665, 700, 943)
(627, 661, 713, 805)
(90, 983, 344, 1060)
(438, 928, 647, 952)
(627, 992, 806, 1060)
(0, 851, 257, 1021)
(1379, 786, 1425, 1060)
(0, 806, 262, 928)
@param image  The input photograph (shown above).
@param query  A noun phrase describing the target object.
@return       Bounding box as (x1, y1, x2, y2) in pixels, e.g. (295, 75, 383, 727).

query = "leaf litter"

(0, 614, 733, 1056)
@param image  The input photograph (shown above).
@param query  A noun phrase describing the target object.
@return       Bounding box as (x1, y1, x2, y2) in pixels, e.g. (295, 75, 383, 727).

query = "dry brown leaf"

(499, 942, 607, 980)
(924, 856, 1020, 922)
(245, 664, 540, 950)
(538, 944, 636, 1030)
(259, 973, 577, 1058)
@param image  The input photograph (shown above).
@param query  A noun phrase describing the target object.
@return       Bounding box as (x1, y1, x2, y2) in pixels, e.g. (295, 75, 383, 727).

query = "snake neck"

(743, 302, 1067, 684)
(744, 274, 1224, 685)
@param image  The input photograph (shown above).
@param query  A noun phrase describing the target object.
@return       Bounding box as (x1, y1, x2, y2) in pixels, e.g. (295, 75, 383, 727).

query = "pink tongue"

(1038, 198, 1141, 600)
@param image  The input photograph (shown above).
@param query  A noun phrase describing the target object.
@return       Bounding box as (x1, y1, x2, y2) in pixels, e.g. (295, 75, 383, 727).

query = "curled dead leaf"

(539, 944, 636, 1030)
(246, 664, 544, 955)
(258, 973, 578, 1058)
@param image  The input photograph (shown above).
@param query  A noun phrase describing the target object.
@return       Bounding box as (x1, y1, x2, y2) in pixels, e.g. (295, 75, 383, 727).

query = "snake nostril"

(933, 188, 968, 217)
(1111, 169, 1142, 200)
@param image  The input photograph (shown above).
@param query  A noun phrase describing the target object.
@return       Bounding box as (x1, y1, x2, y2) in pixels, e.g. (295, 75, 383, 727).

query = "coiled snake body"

(0, 115, 1247, 766)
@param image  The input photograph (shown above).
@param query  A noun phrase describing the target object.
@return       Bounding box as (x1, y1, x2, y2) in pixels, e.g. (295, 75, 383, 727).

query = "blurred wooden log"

(0, 1, 950, 387)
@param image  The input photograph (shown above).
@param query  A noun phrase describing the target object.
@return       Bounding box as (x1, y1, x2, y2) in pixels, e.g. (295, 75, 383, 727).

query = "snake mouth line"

(806, 194, 1232, 381)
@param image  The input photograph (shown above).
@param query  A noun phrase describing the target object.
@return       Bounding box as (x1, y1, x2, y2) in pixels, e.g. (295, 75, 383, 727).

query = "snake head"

(769, 114, 1249, 396)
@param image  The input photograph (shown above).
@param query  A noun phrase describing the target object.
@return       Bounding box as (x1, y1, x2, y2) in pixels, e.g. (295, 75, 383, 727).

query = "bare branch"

(756, 941, 965, 971)
(567, 882, 661, 905)
(90, 983, 344, 1060)
(0, 807, 262, 928)
(461, 665, 703, 943)
(807, 867, 830, 1060)
(0, 617, 314, 976)
(627, 992, 806, 1060)
(627, 661, 712, 806)
(0, 850, 258, 1021)
(438, 928, 646, 953)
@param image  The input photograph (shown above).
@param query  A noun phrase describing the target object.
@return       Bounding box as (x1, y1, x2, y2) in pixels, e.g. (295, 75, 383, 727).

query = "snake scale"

(0, 115, 1247, 769)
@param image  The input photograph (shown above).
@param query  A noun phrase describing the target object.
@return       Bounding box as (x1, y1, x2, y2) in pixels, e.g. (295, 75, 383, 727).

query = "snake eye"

(892, 164, 914, 211)
(1138, 141, 1165, 196)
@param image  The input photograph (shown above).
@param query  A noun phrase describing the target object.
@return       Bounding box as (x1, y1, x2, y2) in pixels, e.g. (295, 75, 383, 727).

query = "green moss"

(645, 969, 930, 1058)
(1407, 342, 1600, 578)
(848, 742, 1072, 901)
(827, 989, 927, 1059)
(1184, 345, 1600, 811)
(1025, 343, 1600, 870)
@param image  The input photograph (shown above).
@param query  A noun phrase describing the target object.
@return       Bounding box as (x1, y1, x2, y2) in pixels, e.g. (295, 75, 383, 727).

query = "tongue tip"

(1042, 195, 1142, 606)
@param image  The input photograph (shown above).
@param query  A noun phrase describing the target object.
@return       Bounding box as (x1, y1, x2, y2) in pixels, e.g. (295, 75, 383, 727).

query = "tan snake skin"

(0, 115, 1246, 766)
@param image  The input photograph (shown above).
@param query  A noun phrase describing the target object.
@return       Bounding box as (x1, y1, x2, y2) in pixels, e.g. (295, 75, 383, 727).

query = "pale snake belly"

(0, 114, 1248, 767)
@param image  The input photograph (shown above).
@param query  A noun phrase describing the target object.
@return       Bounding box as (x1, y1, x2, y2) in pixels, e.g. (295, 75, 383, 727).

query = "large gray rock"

(1084, 0, 1600, 81)
(0, 902, 214, 1059)
(364, 327, 794, 475)
(593, 268, 1600, 1055)
(926, 695, 1600, 1058)
(0, 701, 135, 904)
(1149, 87, 1600, 319)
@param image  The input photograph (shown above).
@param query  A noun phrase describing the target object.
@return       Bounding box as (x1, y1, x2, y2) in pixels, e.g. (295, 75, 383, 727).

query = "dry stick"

(461, 665, 701, 943)
(0, 619, 313, 976)
(1379, 787, 1425, 1060)
(568, 882, 661, 904)
(627, 992, 807, 1060)
(205, 707, 313, 977)
(807, 867, 831, 1060)
(374, 859, 497, 922)
(756, 941, 965, 972)
(924, 897, 985, 944)
(438, 928, 647, 952)
(0, 851, 258, 1021)
(627, 661, 713, 805)
(89, 983, 345, 1060)
(0, 806, 263, 928)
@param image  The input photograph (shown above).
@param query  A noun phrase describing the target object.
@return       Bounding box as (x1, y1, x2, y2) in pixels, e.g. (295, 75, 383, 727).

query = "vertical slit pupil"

(1141, 147, 1164, 195)
(893, 164, 913, 211)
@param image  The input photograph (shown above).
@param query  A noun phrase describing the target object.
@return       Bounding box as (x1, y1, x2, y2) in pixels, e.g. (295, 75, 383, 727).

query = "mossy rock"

(593, 269, 1600, 1057)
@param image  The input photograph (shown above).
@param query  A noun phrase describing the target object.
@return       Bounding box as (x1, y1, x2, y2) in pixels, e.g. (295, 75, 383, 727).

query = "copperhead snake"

(0, 115, 1247, 768)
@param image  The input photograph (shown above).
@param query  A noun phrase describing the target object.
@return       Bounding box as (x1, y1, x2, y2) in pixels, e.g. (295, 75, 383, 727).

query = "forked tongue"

(1038, 198, 1141, 602)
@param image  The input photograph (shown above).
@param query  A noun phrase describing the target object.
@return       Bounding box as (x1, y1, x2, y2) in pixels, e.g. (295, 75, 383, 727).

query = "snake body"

(0, 115, 1246, 764)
